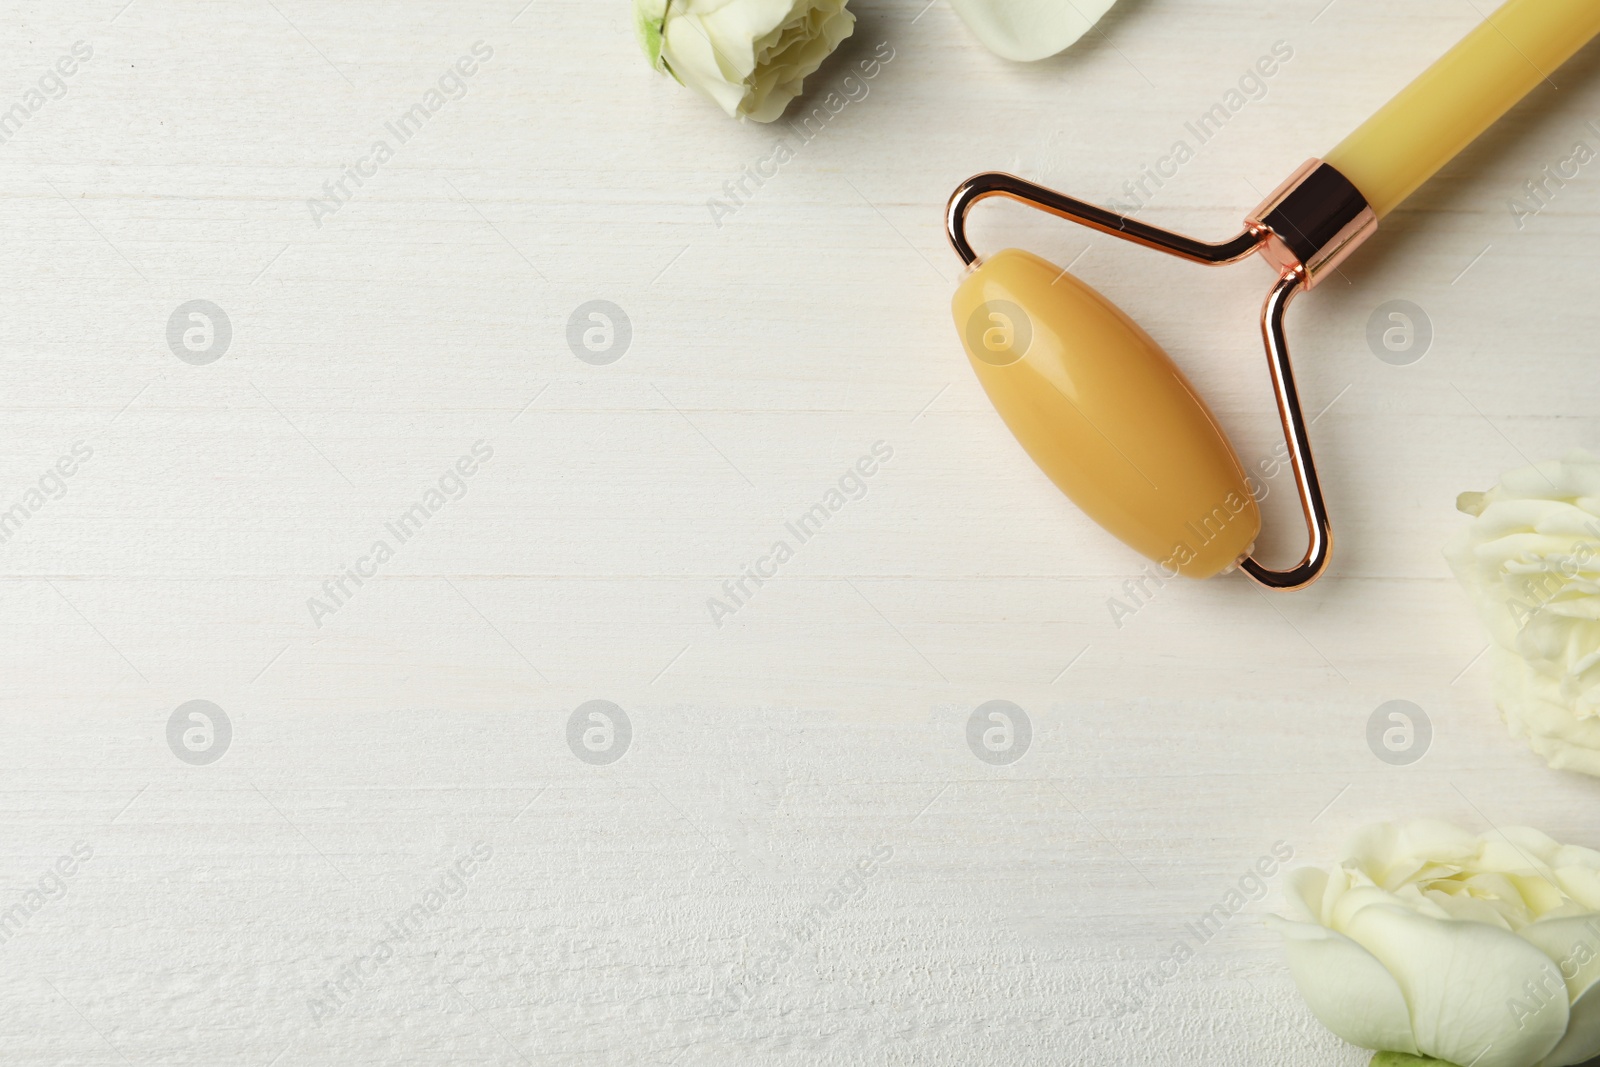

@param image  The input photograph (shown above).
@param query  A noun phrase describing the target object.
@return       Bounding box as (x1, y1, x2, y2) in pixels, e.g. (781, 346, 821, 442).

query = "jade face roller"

(947, 0, 1600, 589)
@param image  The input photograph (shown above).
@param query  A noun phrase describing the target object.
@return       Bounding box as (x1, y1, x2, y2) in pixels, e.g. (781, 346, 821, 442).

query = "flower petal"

(1495, 655, 1600, 777)
(1282, 866, 1327, 924)
(946, 0, 1117, 62)
(1344, 820, 1479, 891)
(1268, 915, 1418, 1054)
(1545, 983, 1600, 1067)
(661, 14, 748, 115)
(1517, 917, 1600, 1067)
(1342, 903, 1569, 1067)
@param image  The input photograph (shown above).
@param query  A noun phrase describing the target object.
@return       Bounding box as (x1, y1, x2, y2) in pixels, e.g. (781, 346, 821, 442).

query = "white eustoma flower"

(1271, 820, 1600, 1067)
(635, 0, 856, 122)
(947, 0, 1117, 62)
(1447, 450, 1600, 777)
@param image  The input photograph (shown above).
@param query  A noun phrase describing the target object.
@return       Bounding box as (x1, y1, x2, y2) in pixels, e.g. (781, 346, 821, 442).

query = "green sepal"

(633, 0, 678, 80)
(635, 10, 665, 69)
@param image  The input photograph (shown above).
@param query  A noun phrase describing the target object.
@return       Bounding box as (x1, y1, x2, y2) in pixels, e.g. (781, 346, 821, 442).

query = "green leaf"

(1371, 1052, 1463, 1067)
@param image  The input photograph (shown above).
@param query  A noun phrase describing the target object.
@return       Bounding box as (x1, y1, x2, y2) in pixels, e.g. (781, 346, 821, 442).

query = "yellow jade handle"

(1326, 0, 1600, 218)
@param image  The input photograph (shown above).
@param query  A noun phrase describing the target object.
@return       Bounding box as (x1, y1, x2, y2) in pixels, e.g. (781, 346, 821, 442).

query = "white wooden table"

(2, 0, 1598, 1063)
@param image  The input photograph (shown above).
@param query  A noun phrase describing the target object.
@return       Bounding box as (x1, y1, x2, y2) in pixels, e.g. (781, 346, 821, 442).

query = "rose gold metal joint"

(1246, 158, 1378, 290)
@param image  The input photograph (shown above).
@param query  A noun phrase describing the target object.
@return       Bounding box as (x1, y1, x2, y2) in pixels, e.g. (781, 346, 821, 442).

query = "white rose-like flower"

(635, 0, 856, 122)
(1446, 450, 1600, 777)
(1271, 821, 1600, 1067)
(947, 0, 1118, 62)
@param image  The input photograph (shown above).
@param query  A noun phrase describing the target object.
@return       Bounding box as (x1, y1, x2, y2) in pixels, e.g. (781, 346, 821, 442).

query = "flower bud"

(635, 0, 856, 122)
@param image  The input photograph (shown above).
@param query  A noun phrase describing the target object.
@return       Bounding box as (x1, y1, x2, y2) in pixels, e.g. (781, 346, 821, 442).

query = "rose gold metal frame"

(945, 160, 1375, 590)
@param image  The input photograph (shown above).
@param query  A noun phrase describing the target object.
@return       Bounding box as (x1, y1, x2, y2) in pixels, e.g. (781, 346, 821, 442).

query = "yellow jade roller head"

(953, 248, 1260, 579)
(947, 167, 1343, 589)
(946, 0, 1600, 591)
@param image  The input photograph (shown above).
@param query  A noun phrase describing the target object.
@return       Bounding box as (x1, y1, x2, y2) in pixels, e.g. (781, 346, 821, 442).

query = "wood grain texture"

(1, 0, 1598, 1063)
